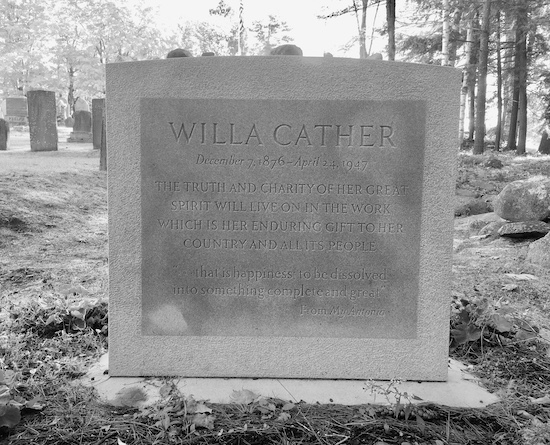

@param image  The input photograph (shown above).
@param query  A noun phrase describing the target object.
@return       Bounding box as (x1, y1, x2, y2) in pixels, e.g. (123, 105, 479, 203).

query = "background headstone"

(539, 131, 550, 155)
(100, 113, 107, 171)
(92, 98, 105, 150)
(74, 97, 90, 112)
(5, 97, 28, 124)
(27, 90, 58, 152)
(68, 110, 92, 143)
(0, 119, 9, 150)
(106, 57, 460, 381)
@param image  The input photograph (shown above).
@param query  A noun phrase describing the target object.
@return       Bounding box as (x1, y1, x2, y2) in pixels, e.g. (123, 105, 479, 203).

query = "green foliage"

(364, 380, 423, 421)
(7, 290, 108, 338)
(249, 15, 293, 55)
(450, 295, 539, 350)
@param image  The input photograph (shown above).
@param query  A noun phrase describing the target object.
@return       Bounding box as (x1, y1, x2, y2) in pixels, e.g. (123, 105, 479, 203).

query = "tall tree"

(386, 0, 396, 60)
(515, 0, 529, 154)
(459, 10, 474, 143)
(249, 15, 292, 55)
(495, 6, 503, 151)
(441, 0, 450, 66)
(359, 0, 368, 59)
(473, 0, 491, 154)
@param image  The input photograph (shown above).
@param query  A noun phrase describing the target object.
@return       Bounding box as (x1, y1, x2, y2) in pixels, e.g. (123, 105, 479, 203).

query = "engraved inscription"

(141, 99, 425, 339)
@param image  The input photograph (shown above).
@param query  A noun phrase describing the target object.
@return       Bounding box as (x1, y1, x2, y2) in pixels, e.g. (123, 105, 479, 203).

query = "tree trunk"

(67, 66, 75, 116)
(360, 0, 368, 59)
(495, 8, 502, 151)
(459, 14, 474, 144)
(386, 0, 396, 61)
(473, 0, 491, 155)
(467, 12, 479, 142)
(506, 9, 522, 152)
(441, 0, 450, 66)
(516, 0, 528, 155)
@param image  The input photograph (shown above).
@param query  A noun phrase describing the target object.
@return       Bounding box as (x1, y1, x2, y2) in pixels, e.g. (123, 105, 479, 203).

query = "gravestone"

(92, 98, 105, 150)
(100, 113, 107, 171)
(4, 97, 28, 124)
(106, 57, 460, 380)
(68, 110, 93, 143)
(0, 119, 8, 150)
(74, 97, 90, 112)
(27, 90, 58, 152)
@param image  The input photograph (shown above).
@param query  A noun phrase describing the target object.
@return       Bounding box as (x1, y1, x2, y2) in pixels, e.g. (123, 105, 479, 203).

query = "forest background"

(0, 0, 549, 154)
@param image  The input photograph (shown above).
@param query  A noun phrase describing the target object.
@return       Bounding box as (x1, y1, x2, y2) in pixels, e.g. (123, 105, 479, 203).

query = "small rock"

(484, 158, 504, 169)
(455, 198, 493, 217)
(469, 219, 489, 234)
(270, 44, 303, 55)
(526, 232, 550, 267)
(493, 176, 550, 222)
(166, 48, 193, 58)
(478, 220, 506, 237)
(498, 221, 550, 238)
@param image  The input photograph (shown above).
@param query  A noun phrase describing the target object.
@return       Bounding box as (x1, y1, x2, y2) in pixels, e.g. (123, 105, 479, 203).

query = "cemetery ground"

(1, 133, 550, 444)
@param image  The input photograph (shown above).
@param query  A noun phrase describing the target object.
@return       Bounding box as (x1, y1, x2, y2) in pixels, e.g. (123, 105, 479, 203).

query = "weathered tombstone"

(74, 97, 90, 112)
(27, 90, 58, 152)
(0, 119, 9, 150)
(4, 97, 28, 125)
(538, 131, 550, 155)
(100, 114, 107, 171)
(106, 57, 460, 380)
(92, 98, 105, 150)
(68, 110, 93, 143)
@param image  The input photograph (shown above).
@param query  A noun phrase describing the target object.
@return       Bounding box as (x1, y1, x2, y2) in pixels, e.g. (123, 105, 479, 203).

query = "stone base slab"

(81, 353, 499, 408)
(68, 131, 92, 143)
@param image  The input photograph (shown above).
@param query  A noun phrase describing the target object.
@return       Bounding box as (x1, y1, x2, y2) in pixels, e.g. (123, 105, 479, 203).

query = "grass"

(1, 152, 550, 444)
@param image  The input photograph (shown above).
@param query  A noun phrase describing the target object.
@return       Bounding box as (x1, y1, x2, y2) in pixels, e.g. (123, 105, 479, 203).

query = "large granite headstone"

(68, 110, 92, 143)
(106, 57, 460, 380)
(92, 98, 105, 150)
(27, 90, 58, 152)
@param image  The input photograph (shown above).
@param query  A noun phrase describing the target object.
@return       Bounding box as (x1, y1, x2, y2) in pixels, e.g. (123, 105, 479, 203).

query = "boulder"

(493, 176, 550, 222)
(497, 221, 550, 238)
(526, 232, 550, 267)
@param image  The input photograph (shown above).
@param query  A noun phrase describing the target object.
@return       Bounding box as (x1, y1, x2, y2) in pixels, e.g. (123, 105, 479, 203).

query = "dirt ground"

(0, 128, 100, 172)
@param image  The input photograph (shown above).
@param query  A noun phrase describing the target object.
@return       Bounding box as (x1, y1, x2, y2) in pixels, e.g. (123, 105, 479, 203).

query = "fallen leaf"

(192, 403, 213, 414)
(491, 314, 513, 333)
(114, 387, 147, 407)
(505, 273, 538, 281)
(0, 405, 21, 428)
(25, 396, 45, 411)
(117, 438, 127, 445)
(502, 284, 518, 291)
(276, 412, 291, 422)
(281, 402, 295, 411)
(416, 414, 426, 434)
(230, 389, 258, 405)
(529, 395, 550, 405)
(192, 413, 215, 430)
(159, 384, 171, 398)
